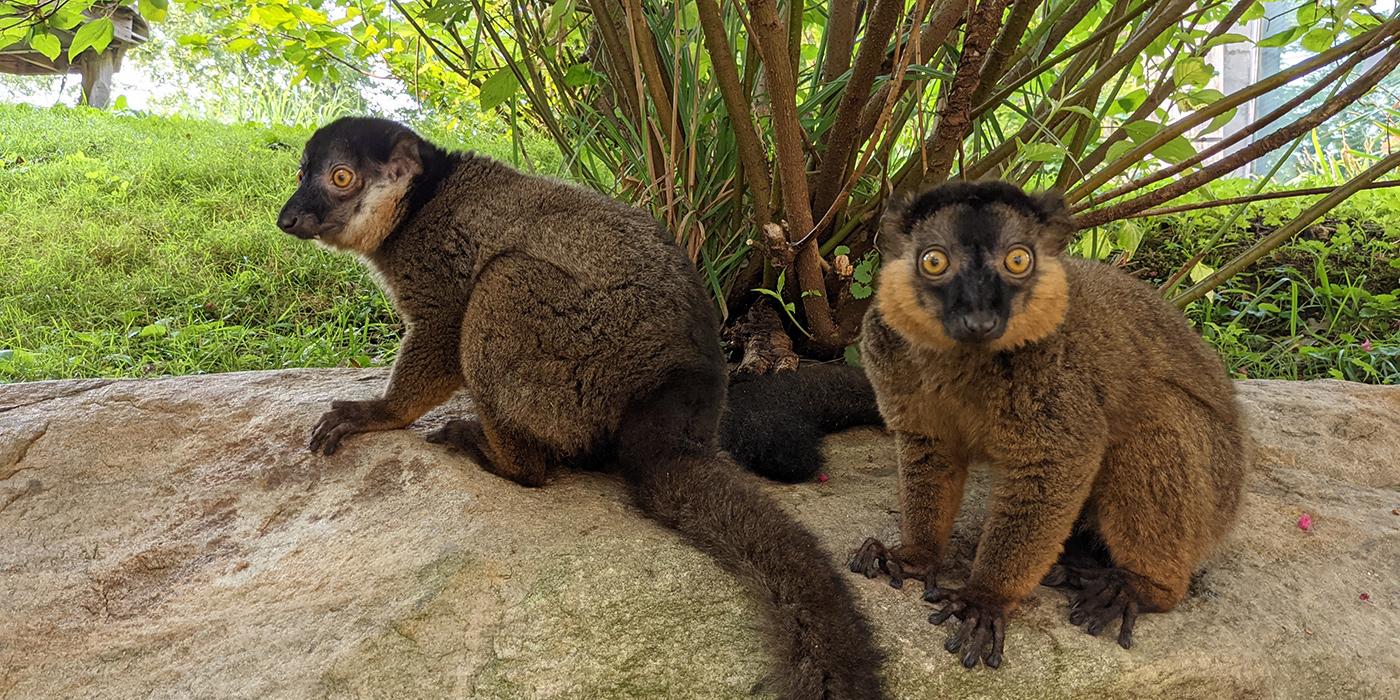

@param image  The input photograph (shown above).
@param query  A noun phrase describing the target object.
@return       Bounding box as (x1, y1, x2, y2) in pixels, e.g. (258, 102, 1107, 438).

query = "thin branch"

(1080, 34, 1393, 210)
(1069, 23, 1397, 203)
(695, 0, 773, 225)
(1075, 41, 1400, 227)
(809, 0, 907, 219)
(1171, 150, 1400, 307)
(919, 0, 1012, 186)
(1127, 179, 1400, 219)
(747, 0, 843, 349)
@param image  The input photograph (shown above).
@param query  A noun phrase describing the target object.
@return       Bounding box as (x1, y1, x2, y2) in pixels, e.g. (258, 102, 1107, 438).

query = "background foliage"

(0, 1, 1396, 382)
(1, 103, 1394, 383)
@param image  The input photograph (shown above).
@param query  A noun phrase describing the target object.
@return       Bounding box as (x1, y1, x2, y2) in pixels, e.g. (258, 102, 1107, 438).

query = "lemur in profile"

(848, 181, 1249, 669)
(275, 117, 884, 698)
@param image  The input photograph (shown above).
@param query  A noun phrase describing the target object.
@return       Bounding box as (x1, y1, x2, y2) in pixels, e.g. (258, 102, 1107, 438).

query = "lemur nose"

(965, 314, 998, 337)
(277, 214, 300, 233)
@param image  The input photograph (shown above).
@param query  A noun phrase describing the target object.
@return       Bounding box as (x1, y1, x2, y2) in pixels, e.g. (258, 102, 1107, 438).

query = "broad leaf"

(30, 32, 60, 61)
(67, 17, 114, 61)
(478, 68, 520, 111)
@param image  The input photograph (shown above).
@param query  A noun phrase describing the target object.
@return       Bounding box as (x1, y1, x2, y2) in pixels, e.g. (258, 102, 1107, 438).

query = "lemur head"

(876, 180, 1077, 351)
(277, 117, 447, 254)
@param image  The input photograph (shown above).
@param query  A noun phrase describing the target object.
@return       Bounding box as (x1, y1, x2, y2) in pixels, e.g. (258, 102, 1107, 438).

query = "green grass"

(0, 104, 1396, 384)
(0, 104, 556, 382)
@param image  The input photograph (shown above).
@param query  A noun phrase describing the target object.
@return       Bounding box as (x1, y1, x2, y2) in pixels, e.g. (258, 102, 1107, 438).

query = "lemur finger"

(961, 622, 991, 668)
(1117, 601, 1139, 649)
(985, 615, 1006, 668)
(930, 599, 966, 626)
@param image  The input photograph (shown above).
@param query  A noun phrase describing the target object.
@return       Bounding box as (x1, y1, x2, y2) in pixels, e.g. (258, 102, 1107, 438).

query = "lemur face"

(277, 117, 425, 254)
(877, 181, 1075, 350)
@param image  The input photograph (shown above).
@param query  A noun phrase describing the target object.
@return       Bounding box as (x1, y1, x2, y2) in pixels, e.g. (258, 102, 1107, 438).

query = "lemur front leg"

(310, 321, 461, 455)
(927, 452, 1099, 669)
(850, 432, 968, 591)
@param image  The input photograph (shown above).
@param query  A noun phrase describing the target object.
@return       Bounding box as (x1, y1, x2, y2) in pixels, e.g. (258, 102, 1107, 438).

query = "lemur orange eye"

(919, 248, 950, 278)
(296, 168, 304, 183)
(331, 166, 355, 188)
(1004, 246, 1034, 276)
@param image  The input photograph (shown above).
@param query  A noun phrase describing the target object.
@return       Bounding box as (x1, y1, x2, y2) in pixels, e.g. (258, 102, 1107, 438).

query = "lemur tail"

(722, 364, 883, 482)
(617, 371, 886, 699)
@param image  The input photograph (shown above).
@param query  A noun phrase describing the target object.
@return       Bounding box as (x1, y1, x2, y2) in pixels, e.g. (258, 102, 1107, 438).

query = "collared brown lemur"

(275, 117, 884, 698)
(848, 181, 1249, 669)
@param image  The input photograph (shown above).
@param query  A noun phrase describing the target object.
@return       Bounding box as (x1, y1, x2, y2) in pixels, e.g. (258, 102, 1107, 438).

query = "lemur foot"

(309, 399, 402, 455)
(425, 418, 495, 467)
(926, 587, 1007, 669)
(847, 537, 933, 590)
(1057, 565, 1142, 649)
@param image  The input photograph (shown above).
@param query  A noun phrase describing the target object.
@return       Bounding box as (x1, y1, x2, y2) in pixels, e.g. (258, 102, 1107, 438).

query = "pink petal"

(817, 473, 829, 483)
(1298, 513, 1313, 532)
(1360, 593, 1371, 602)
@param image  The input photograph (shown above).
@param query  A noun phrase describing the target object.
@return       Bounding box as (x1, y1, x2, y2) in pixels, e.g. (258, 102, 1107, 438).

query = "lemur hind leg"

(427, 413, 553, 488)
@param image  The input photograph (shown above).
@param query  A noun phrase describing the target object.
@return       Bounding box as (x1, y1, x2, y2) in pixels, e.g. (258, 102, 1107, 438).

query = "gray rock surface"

(1, 370, 1396, 699)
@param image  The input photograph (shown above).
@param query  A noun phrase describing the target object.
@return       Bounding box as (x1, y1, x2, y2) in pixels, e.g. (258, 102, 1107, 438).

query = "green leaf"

(1123, 121, 1162, 143)
(30, 32, 61, 61)
(68, 18, 114, 61)
(138, 323, 169, 338)
(138, 0, 169, 22)
(1019, 141, 1065, 163)
(1259, 26, 1301, 48)
(113, 94, 128, 110)
(1242, 1, 1265, 21)
(1152, 136, 1196, 164)
(1172, 57, 1214, 89)
(545, 0, 578, 39)
(225, 37, 256, 53)
(1300, 28, 1335, 53)
(1204, 33, 1251, 50)
(843, 344, 862, 368)
(1105, 139, 1134, 163)
(562, 63, 598, 88)
(1205, 107, 1239, 134)
(249, 5, 297, 28)
(478, 68, 520, 110)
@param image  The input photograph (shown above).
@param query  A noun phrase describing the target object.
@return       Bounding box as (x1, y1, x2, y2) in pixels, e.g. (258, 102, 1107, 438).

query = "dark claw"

(848, 537, 890, 578)
(927, 588, 1007, 670)
(1117, 601, 1139, 649)
(1061, 566, 1147, 650)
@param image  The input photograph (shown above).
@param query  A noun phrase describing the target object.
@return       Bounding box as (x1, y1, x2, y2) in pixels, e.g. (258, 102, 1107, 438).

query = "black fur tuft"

(903, 180, 1059, 228)
(722, 364, 883, 482)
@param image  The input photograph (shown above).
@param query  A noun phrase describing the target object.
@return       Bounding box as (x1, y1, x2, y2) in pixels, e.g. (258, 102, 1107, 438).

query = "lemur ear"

(1034, 190, 1078, 253)
(876, 195, 915, 257)
(386, 132, 425, 182)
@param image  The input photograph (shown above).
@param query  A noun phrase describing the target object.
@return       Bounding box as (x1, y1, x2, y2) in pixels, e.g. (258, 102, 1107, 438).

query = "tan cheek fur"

(326, 179, 411, 255)
(876, 260, 957, 350)
(987, 255, 1068, 351)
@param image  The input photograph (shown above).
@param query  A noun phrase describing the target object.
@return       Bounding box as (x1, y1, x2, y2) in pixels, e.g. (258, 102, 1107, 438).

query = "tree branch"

(1170, 150, 1400, 307)
(747, 0, 843, 350)
(918, 0, 1011, 186)
(1068, 23, 1396, 204)
(695, 0, 773, 225)
(808, 0, 906, 217)
(1076, 42, 1400, 228)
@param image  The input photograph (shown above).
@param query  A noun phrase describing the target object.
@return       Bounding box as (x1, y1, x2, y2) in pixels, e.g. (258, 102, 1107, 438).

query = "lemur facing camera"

(275, 117, 883, 699)
(848, 181, 1249, 669)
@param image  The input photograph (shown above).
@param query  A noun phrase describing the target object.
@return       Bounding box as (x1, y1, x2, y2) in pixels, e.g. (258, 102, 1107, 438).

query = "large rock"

(1, 370, 1396, 699)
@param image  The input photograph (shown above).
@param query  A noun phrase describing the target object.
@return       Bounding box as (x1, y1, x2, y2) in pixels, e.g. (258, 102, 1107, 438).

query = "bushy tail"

(617, 369, 885, 699)
(722, 364, 883, 482)
(625, 453, 885, 699)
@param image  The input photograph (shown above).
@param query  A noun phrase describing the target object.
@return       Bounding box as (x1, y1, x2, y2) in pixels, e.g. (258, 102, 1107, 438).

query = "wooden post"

(78, 49, 119, 108)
